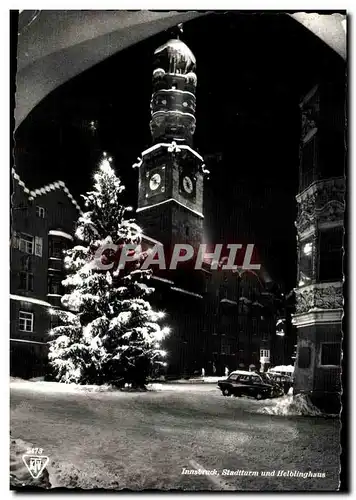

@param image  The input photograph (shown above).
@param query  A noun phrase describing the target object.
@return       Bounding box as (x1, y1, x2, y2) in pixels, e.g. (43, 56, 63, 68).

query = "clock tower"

(133, 36, 209, 377)
(134, 37, 207, 256)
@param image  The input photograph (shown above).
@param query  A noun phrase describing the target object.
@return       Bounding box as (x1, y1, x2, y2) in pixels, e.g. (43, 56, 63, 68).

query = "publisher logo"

(22, 448, 49, 479)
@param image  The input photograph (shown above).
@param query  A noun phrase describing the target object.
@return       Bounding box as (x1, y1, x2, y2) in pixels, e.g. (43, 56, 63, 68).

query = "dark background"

(13, 11, 345, 293)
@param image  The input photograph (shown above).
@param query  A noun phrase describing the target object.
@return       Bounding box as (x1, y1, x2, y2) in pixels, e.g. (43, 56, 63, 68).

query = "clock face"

(182, 176, 194, 194)
(149, 173, 161, 191)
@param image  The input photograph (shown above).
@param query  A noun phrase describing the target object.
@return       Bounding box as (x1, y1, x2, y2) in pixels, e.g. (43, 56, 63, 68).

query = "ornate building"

(10, 169, 80, 378)
(292, 82, 345, 412)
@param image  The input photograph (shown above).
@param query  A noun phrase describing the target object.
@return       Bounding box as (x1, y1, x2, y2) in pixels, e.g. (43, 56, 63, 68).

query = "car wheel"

(222, 388, 231, 397)
(255, 392, 264, 400)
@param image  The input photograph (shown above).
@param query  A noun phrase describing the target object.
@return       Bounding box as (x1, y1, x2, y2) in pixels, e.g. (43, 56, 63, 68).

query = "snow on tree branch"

(48, 156, 170, 387)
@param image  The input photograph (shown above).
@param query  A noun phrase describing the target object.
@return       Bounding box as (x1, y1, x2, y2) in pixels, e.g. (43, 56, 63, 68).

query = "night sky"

(13, 11, 345, 292)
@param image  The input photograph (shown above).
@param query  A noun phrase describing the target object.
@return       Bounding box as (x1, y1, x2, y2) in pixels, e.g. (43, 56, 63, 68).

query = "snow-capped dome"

(154, 39, 196, 75)
(185, 71, 197, 87)
(153, 67, 165, 78)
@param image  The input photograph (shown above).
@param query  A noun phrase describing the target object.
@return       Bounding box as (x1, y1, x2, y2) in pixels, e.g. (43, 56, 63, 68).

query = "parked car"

(265, 373, 293, 394)
(217, 370, 284, 400)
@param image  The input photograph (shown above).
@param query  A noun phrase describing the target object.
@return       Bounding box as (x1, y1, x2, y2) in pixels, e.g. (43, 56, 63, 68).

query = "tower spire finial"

(177, 23, 183, 39)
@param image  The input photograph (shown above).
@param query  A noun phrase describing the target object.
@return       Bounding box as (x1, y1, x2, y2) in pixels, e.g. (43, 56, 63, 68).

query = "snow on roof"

(268, 365, 294, 373)
(229, 370, 258, 376)
(10, 294, 52, 307)
(48, 229, 74, 240)
(12, 168, 82, 213)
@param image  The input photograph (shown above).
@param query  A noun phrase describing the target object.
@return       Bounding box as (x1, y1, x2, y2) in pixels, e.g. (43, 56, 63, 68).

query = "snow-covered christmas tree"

(48, 154, 170, 387)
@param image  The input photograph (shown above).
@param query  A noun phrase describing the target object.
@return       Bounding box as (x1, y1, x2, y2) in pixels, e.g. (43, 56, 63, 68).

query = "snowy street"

(10, 381, 340, 491)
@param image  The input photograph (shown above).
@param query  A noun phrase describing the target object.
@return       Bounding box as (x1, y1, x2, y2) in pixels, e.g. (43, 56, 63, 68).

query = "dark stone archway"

(14, 11, 346, 129)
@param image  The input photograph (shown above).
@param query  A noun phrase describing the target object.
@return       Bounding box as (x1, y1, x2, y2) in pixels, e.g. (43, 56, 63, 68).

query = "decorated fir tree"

(48, 155, 170, 387)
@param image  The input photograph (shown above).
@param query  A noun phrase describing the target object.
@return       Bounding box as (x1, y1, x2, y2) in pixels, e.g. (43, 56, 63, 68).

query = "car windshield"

(228, 374, 239, 381)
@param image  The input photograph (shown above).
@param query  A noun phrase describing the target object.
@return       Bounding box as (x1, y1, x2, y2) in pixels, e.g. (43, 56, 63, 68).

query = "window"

(34, 236, 43, 257)
(320, 343, 341, 366)
(19, 271, 34, 291)
(48, 275, 62, 295)
(18, 234, 42, 256)
(298, 239, 314, 285)
(36, 206, 45, 218)
(19, 234, 33, 254)
(321, 130, 346, 178)
(19, 311, 34, 332)
(300, 135, 317, 191)
(319, 228, 343, 282)
(297, 346, 311, 369)
(12, 232, 19, 249)
(221, 336, 231, 355)
(50, 314, 60, 330)
(260, 349, 270, 359)
(228, 374, 238, 381)
(49, 238, 67, 258)
(21, 255, 32, 272)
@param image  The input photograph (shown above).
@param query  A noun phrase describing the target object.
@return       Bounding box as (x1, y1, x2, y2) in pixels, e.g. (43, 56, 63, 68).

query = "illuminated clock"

(149, 173, 161, 191)
(182, 176, 194, 194)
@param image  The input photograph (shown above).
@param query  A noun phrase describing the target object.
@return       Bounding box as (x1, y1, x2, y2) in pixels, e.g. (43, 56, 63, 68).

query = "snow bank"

(169, 377, 222, 384)
(10, 379, 117, 394)
(257, 393, 336, 417)
(10, 379, 219, 395)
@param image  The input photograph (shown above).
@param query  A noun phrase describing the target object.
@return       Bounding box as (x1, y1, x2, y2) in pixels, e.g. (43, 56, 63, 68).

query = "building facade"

(10, 169, 81, 378)
(292, 81, 345, 412)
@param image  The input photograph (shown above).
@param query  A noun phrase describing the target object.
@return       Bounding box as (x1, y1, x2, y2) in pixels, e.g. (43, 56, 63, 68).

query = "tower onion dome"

(154, 39, 196, 75)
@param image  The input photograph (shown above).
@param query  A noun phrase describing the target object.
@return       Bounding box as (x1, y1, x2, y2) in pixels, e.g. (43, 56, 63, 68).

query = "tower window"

(185, 226, 190, 237)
